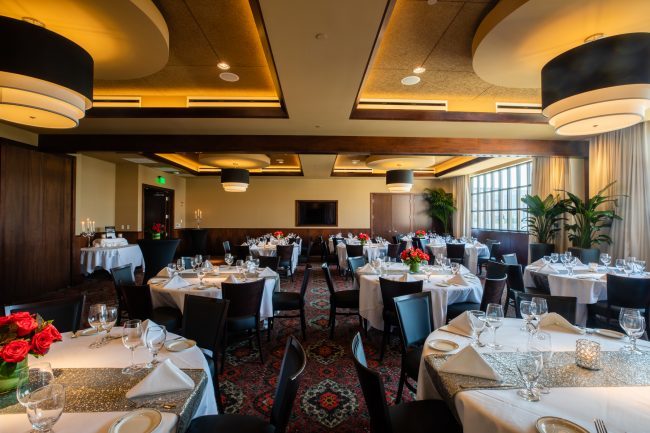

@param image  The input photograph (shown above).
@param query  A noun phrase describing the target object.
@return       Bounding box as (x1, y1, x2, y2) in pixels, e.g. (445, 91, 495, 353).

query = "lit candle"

(81, 221, 85, 232)
(576, 339, 601, 370)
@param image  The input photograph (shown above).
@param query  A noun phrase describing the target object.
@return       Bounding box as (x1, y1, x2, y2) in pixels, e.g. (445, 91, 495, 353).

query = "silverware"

(459, 383, 515, 389)
(165, 335, 184, 343)
(594, 418, 608, 433)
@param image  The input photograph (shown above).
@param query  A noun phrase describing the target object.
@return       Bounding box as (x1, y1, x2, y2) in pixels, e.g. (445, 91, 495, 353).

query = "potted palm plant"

(521, 194, 565, 262)
(423, 188, 456, 235)
(559, 182, 622, 264)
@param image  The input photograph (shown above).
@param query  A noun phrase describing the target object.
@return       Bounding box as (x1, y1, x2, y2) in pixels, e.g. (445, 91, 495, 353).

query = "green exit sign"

(156, 176, 166, 185)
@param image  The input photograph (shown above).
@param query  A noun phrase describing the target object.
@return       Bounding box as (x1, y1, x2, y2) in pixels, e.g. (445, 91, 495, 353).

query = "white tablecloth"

(92, 238, 129, 248)
(80, 245, 144, 276)
(427, 243, 489, 274)
(417, 318, 650, 433)
(0, 328, 217, 432)
(248, 243, 300, 272)
(357, 264, 482, 330)
(148, 267, 279, 320)
(337, 242, 388, 270)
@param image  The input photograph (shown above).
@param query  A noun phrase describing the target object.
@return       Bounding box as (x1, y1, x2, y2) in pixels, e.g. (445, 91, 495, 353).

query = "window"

(470, 161, 531, 232)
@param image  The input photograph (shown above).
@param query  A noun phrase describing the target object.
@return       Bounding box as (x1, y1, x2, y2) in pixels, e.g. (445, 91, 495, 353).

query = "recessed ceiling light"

(219, 72, 239, 82)
(277, 158, 284, 164)
(401, 75, 421, 86)
(315, 33, 328, 40)
(217, 62, 230, 70)
(351, 159, 360, 165)
(413, 66, 426, 74)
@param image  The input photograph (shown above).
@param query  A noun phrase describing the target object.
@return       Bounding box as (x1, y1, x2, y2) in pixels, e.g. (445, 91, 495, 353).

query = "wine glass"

(88, 303, 107, 349)
(485, 303, 504, 350)
(565, 257, 577, 276)
(520, 300, 536, 332)
(235, 259, 244, 274)
(122, 319, 143, 375)
(144, 324, 167, 367)
(550, 253, 559, 264)
(620, 312, 645, 354)
(101, 306, 118, 343)
(618, 308, 641, 350)
(560, 253, 568, 269)
(166, 262, 176, 277)
(468, 310, 486, 347)
(194, 255, 203, 268)
(528, 331, 552, 394)
(542, 256, 551, 265)
(615, 258, 625, 274)
(16, 362, 54, 407)
(625, 257, 637, 274)
(24, 383, 65, 433)
(532, 297, 548, 322)
(636, 260, 646, 275)
(176, 258, 185, 273)
(450, 262, 461, 275)
(225, 253, 234, 267)
(600, 253, 611, 270)
(197, 266, 206, 287)
(516, 350, 543, 402)
(422, 265, 433, 282)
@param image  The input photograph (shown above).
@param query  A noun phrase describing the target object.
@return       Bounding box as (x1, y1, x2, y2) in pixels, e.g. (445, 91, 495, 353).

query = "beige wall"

(75, 154, 116, 234)
(185, 176, 444, 228)
(114, 163, 139, 230)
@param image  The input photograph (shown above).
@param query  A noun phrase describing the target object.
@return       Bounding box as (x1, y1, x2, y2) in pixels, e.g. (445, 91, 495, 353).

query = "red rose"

(0, 340, 31, 363)
(41, 324, 62, 342)
(31, 330, 54, 355)
(0, 316, 12, 327)
(12, 313, 37, 337)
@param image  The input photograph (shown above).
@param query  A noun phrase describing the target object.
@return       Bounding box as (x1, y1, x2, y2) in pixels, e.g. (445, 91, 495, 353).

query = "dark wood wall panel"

(471, 230, 529, 265)
(0, 140, 75, 305)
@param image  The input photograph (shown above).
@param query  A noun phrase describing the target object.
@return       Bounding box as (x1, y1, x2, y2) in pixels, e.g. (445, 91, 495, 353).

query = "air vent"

(495, 102, 542, 114)
(358, 98, 448, 111)
(93, 96, 141, 108)
(186, 97, 281, 108)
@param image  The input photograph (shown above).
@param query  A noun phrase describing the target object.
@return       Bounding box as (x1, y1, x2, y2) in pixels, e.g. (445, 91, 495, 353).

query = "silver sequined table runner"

(0, 368, 207, 433)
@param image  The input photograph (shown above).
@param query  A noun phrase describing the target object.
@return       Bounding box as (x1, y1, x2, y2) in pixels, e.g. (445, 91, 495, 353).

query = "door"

(370, 193, 415, 240)
(391, 194, 414, 235)
(142, 185, 173, 236)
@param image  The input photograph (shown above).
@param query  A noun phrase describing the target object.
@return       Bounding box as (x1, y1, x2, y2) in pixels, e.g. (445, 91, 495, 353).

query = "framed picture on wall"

(105, 226, 116, 238)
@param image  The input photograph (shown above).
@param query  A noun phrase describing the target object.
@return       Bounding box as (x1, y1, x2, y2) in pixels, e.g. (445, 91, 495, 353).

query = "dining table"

(426, 242, 490, 275)
(148, 266, 280, 320)
(417, 317, 650, 433)
(80, 244, 144, 277)
(357, 263, 483, 330)
(523, 263, 650, 326)
(0, 326, 217, 433)
(336, 241, 389, 270)
(248, 242, 301, 272)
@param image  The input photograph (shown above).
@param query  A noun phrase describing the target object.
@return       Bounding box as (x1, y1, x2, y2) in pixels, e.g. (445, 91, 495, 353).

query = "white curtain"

(450, 175, 471, 238)
(589, 122, 650, 262)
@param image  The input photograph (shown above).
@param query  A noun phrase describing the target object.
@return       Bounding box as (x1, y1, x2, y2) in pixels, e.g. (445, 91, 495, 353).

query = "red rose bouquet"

(400, 248, 430, 273)
(415, 230, 427, 238)
(358, 233, 370, 245)
(273, 231, 284, 239)
(150, 223, 166, 239)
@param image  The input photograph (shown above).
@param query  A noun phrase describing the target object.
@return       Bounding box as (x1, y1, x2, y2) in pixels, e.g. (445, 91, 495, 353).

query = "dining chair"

(4, 294, 86, 333)
(514, 292, 577, 324)
(181, 295, 229, 413)
(397, 240, 409, 256)
(446, 243, 465, 265)
(351, 333, 461, 433)
(530, 271, 552, 295)
(504, 263, 539, 316)
(220, 278, 265, 372)
(477, 241, 501, 274)
(501, 253, 518, 265)
(321, 238, 341, 275)
(110, 264, 135, 324)
(187, 336, 306, 433)
(120, 284, 182, 332)
(378, 278, 423, 361)
(298, 239, 313, 265)
(485, 260, 508, 279)
(277, 244, 295, 281)
(568, 247, 600, 265)
(322, 263, 362, 339)
(588, 274, 650, 332)
(347, 256, 366, 285)
(233, 245, 250, 262)
(412, 237, 428, 251)
(258, 255, 280, 271)
(222, 240, 231, 255)
(386, 243, 400, 260)
(446, 276, 507, 321)
(137, 239, 180, 283)
(393, 292, 434, 404)
(346, 244, 364, 261)
(268, 264, 311, 341)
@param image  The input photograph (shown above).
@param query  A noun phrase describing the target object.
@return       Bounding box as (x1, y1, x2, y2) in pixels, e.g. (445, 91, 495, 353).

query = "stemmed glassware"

(565, 257, 578, 276)
(624, 257, 637, 275)
(176, 258, 185, 273)
(527, 331, 552, 394)
(636, 260, 646, 275)
(516, 349, 543, 402)
(122, 319, 144, 374)
(520, 300, 536, 332)
(88, 303, 107, 348)
(541, 255, 551, 265)
(468, 310, 486, 347)
(485, 303, 504, 350)
(422, 265, 433, 282)
(101, 306, 118, 343)
(224, 253, 234, 267)
(615, 258, 625, 273)
(144, 324, 167, 367)
(550, 253, 559, 265)
(450, 262, 460, 275)
(532, 297, 548, 322)
(16, 362, 54, 406)
(600, 253, 611, 270)
(24, 383, 65, 433)
(197, 266, 207, 287)
(619, 309, 645, 354)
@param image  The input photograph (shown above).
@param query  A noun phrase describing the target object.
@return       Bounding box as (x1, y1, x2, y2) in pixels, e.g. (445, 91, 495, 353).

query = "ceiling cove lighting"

(0, 16, 93, 129)
(221, 168, 250, 192)
(541, 33, 650, 136)
(386, 169, 413, 193)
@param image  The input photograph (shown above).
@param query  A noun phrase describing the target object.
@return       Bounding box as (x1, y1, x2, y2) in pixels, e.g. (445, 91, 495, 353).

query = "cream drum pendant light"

(221, 168, 250, 192)
(386, 169, 413, 192)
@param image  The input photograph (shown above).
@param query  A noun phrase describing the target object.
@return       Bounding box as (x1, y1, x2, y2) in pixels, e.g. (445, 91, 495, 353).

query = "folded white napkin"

(156, 267, 174, 278)
(538, 263, 559, 274)
(224, 274, 242, 284)
(529, 258, 545, 267)
(441, 311, 474, 337)
(447, 274, 471, 286)
(440, 345, 502, 380)
(539, 312, 585, 334)
(126, 359, 194, 399)
(459, 265, 472, 275)
(357, 264, 378, 274)
(163, 275, 190, 289)
(141, 319, 159, 333)
(400, 273, 418, 282)
(259, 267, 278, 278)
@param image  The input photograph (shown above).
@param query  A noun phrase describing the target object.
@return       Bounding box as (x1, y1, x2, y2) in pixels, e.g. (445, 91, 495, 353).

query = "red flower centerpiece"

(0, 313, 62, 393)
(400, 247, 430, 274)
(273, 231, 284, 239)
(358, 233, 370, 245)
(150, 223, 166, 240)
(415, 230, 427, 238)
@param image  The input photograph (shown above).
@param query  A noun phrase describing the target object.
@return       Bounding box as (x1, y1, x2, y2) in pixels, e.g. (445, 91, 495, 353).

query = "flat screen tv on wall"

(295, 200, 338, 226)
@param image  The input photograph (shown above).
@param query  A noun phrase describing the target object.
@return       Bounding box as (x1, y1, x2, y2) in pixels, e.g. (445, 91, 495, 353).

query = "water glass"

(225, 254, 234, 266)
(450, 262, 460, 275)
(468, 310, 486, 347)
(528, 331, 552, 394)
(485, 303, 504, 350)
(550, 253, 559, 264)
(532, 297, 548, 322)
(176, 258, 185, 272)
(144, 325, 167, 367)
(24, 383, 65, 433)
(542, 255, 551, 265)
(520, 300, 536, 332)
(516, 350, 543, 402)
(620, 313, 645, 354)
(122, 319, 143, 374)
(635, 260, 646, 274)
(88, 303, 107, 348)
(101, 306, 118, 341)
(615, 258, 625, 273)
(16, 362, 54, 407)
(197, 267, 206, 287)
(600, 253, 611, 268)
(235, 259, 244, 273)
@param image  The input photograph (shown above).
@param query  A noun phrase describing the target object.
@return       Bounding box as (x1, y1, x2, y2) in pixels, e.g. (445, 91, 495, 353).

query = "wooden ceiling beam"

(38, 134, 588, 157)
(433, 157, 491, 177)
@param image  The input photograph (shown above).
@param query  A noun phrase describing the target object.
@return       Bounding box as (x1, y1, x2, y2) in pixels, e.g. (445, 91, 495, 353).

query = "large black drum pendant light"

(0, 16, 93, 129)
(221, 169, 250, 192)
(542, 33, 650, 136)
(386, 169, 413, 192)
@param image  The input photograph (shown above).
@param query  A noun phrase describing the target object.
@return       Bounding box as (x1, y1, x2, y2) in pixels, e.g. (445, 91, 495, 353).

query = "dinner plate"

(74, 327, 98, 337)
(594, 328, 625, 339)
(109, 409, 162, 433)
(427, 339, 459, 352)
(535, 416, 589, 433)
(164, 339, 196, 352)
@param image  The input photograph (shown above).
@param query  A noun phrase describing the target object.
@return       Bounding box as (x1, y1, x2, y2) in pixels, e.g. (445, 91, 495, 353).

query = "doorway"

(142, 184, 174, 237)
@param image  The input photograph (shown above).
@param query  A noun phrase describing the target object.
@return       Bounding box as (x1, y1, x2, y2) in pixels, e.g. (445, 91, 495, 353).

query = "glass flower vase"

(0, 359, 27, 394)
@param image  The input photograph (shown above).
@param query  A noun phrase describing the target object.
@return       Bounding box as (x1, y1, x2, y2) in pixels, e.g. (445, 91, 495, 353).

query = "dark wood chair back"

(182, 295, 229, 355)
(514, 292, 578, 324)
(505, 264, 525, 292)
(486, 261, 508, 279)
(4, 294, 85, 333)
(530, 271, 552, 295)
(501, 253, 518, 264)
(232, 245, 250, 261)
(120, 284, 154, 320)
(322, 263, 337, 296)
(346, 244, 364, 259)
(299, 265, 312, 300)
(379, 278, 423, 314)
(386, 243, 400, 260)
(270, 336, 307, 433)
(480, 277, 507, 311)
(394, 292, 434, 348)
(277, 245, 294, 262)
(221, 279, 265, 319)
(607, 274, 650, 309)
(446, 243, 466, 260)
(137, 239, 180, 283)
(259, 255, 280, 271)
